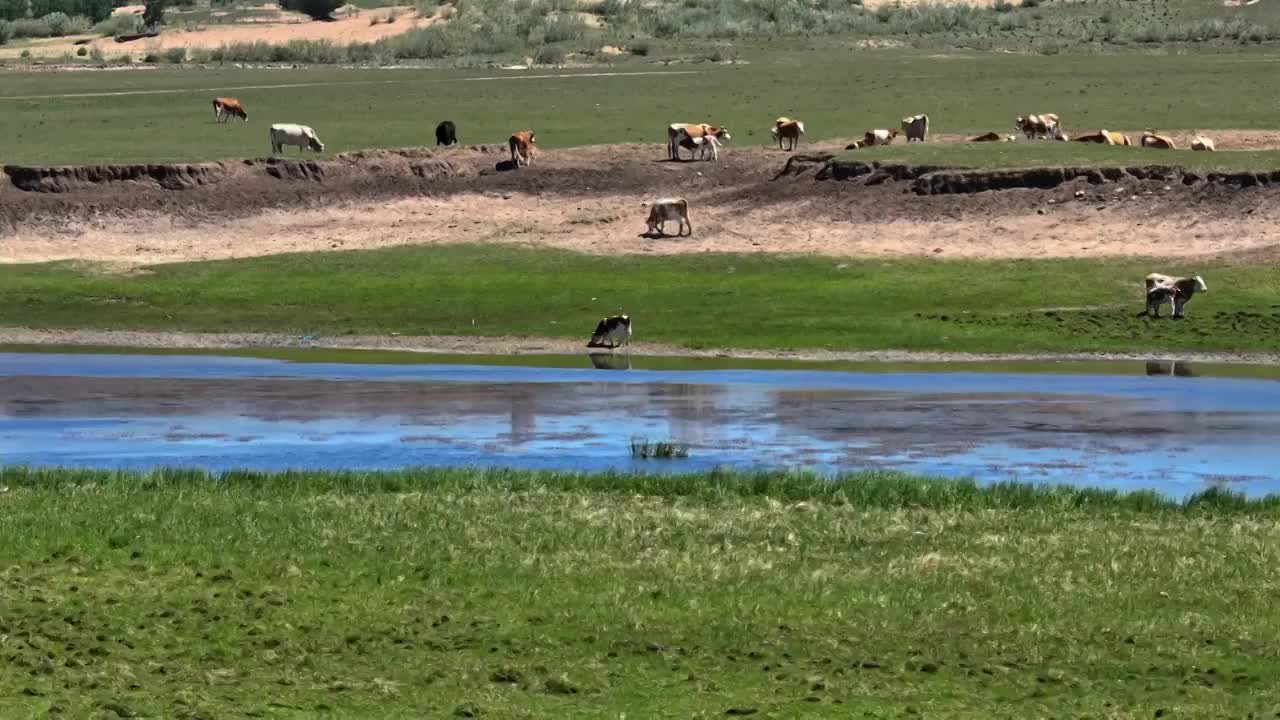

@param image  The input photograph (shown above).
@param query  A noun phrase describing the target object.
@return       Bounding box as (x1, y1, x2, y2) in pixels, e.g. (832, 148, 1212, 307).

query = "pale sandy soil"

(5, 188, 1278, 266)
(4, 326, 1279, 364)
(0, 4, 435, 60)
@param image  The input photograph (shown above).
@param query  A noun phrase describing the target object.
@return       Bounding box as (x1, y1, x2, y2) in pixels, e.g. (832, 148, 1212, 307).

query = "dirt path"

(4, 326, 1279, 365)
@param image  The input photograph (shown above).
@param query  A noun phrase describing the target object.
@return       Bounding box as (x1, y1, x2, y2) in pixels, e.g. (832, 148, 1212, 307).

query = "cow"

(269, 123, 323, 154)
(435, 120, 457, 146)
(1141, 131, 1176, 149)
(587, 314, 632, 349)
(667, 123, 731, 161)
(212, 97, 247, 123)
(969, 131, 1017, 143)
(864, 128, 899, 146)
(644, 198, 691, 237)
(901, 114, 929, 143)
(509, 130, 535, 167)
(1191, 135, 1216, 152)
(1072, 129, 1130, 146)
(771, 117, 805, 151)
(1142, 273, 1207, 318)
(1016, 113, 1062, 140)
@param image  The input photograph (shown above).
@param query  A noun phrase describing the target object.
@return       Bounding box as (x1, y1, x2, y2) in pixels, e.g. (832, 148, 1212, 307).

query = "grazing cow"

(771, 117, 805, 151)
(1016, 113, 1062, 140)
(435, 120, 457, 146)
(212, 97, 247, 123)
(509, 130, 535, 167)
(667, 123, 731, 161)
(864, 128, 899, 146)
(269, 123, 324, 154)
(644, 198, 691, 237)
(969, 131, 1017, 143)
(1191, 135, 1216, 152)
(1141, 131, 1176, 149)
(901, 114, 929, 143)
(1142, 273, 1207, 318)
(587, 314, 632, 349)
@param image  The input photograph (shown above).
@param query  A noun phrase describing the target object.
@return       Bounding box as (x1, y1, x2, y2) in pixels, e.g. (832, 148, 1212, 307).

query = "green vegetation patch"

(3, 245, 1279, 355)
(1, 466, 1278, 717)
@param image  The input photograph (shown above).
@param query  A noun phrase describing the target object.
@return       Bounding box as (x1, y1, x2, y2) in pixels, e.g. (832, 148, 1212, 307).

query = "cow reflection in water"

(589, 353, 632, 371)
(1145, 360, 1197, 377)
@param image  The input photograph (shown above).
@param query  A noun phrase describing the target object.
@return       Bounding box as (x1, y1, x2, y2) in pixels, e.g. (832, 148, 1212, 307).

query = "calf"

(644, 198, 691, 237)
(675, 129, 723, 161)
(269, 123, 324, 154)
(435, 120, 457, 146)
(509, 130, 535, 167)
(1016, 113, 1062, 140)
(212, 97, 247, 123)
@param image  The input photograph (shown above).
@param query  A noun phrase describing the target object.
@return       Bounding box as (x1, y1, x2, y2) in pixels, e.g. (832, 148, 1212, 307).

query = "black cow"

(435, 120, 457, 146)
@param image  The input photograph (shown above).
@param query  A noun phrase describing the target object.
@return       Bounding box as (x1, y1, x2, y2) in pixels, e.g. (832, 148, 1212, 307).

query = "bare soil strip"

(4, 139, 1280, 265)
(4, 326, 1278, 364)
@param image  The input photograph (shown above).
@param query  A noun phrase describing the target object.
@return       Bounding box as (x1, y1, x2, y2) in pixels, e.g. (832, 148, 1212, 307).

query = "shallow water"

(2, 352, 1279, 498)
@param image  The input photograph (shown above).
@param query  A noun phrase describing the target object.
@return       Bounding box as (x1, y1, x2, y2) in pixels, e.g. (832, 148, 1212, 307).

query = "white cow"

(269, 123, 325, 155)
(644, 198, 691, 237)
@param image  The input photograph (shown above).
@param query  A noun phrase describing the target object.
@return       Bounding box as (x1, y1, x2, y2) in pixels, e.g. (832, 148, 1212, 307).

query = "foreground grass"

(4, 245, 1280, 354)
(846, 141, 1280, 172)
(3, 50, 1280, 163)
(0, 467, 1277, 717)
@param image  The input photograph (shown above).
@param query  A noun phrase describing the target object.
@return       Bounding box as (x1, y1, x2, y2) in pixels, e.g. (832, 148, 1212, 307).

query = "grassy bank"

(1, 467, 1278, 717)
(4, 245, 1280, 354)
(3, 50, 1280, 163)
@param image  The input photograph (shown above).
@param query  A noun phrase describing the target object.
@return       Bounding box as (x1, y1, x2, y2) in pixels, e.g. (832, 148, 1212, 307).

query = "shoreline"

(2, 326, 1278, 365)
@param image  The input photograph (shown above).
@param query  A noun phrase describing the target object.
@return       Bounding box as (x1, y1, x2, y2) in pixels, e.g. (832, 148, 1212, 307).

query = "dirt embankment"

(3, 140, 1280, 264)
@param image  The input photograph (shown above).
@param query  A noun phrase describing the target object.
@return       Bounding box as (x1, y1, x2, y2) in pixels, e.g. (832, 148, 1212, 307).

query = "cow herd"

(208, 97, 1214, 326)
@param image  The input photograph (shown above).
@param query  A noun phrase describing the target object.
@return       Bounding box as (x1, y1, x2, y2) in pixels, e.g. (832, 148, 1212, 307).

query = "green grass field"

(3, 50, 1280, 164)
(1, 467, 1277, 717)
(3, 245, 1278, 354)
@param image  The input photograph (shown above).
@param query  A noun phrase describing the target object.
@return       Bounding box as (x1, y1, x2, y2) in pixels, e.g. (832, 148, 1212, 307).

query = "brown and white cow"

(1140, 131, 1176, 149)
(1016, 113, 1062, 140)
(212, 97, 247, 123)
(901, 114, 929, 143)
(864, 128, 899, 146)
(1191, 135, 1216, 152)
(644, 198, 692, 237)
(770, 117, 805, 151)
(667, 123, 731, 160)
(509, 130, 536, 167)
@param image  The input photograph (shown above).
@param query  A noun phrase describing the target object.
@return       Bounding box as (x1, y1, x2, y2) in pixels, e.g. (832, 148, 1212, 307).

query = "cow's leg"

(683, 216, 692, 236)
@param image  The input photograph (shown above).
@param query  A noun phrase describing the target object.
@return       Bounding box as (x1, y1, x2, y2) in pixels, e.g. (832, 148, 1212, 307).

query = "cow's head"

(234, 106, 248, 121)
(1192, 275, 1207, 293)
(308, 137, 324, 152)
(1015, 116, 1026, 129)
(711, 127, 731, 142)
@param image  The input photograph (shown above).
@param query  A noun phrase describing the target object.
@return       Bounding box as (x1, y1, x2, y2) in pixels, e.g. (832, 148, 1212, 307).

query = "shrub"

(1020, 0, 1041, 7)
(0, 19, 12, 43)
(73, 0, 111, 22)
(142, 0, 162, 27)
(161, 45, 183, 62)
(92, 11, 141, 36)
(142, 50, 158, 61)
(0, 0, 25, 22)
(629, 38, 649, 55)
(532, 43, 563, 64)
(12, 16, 53, 37)
(539, 13, 585, 43)
(279, 0, 341, 21)
(76, 44, 86, 53)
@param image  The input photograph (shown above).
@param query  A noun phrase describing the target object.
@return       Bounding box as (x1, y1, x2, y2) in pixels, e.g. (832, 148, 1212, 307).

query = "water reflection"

(1145, 360, 1197, 377)
(588, 352, 631, 371)
(1, 353, 1279, 497)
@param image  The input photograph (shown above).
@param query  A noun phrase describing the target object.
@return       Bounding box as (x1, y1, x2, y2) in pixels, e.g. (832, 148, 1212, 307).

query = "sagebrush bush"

(0, 19, 13, 43)
(279, 0, 340, 20)
(93, 12, 140, 35)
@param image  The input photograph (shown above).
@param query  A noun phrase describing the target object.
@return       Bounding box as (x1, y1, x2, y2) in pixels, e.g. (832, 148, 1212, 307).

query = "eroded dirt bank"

(3, 140, 1280, 263)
